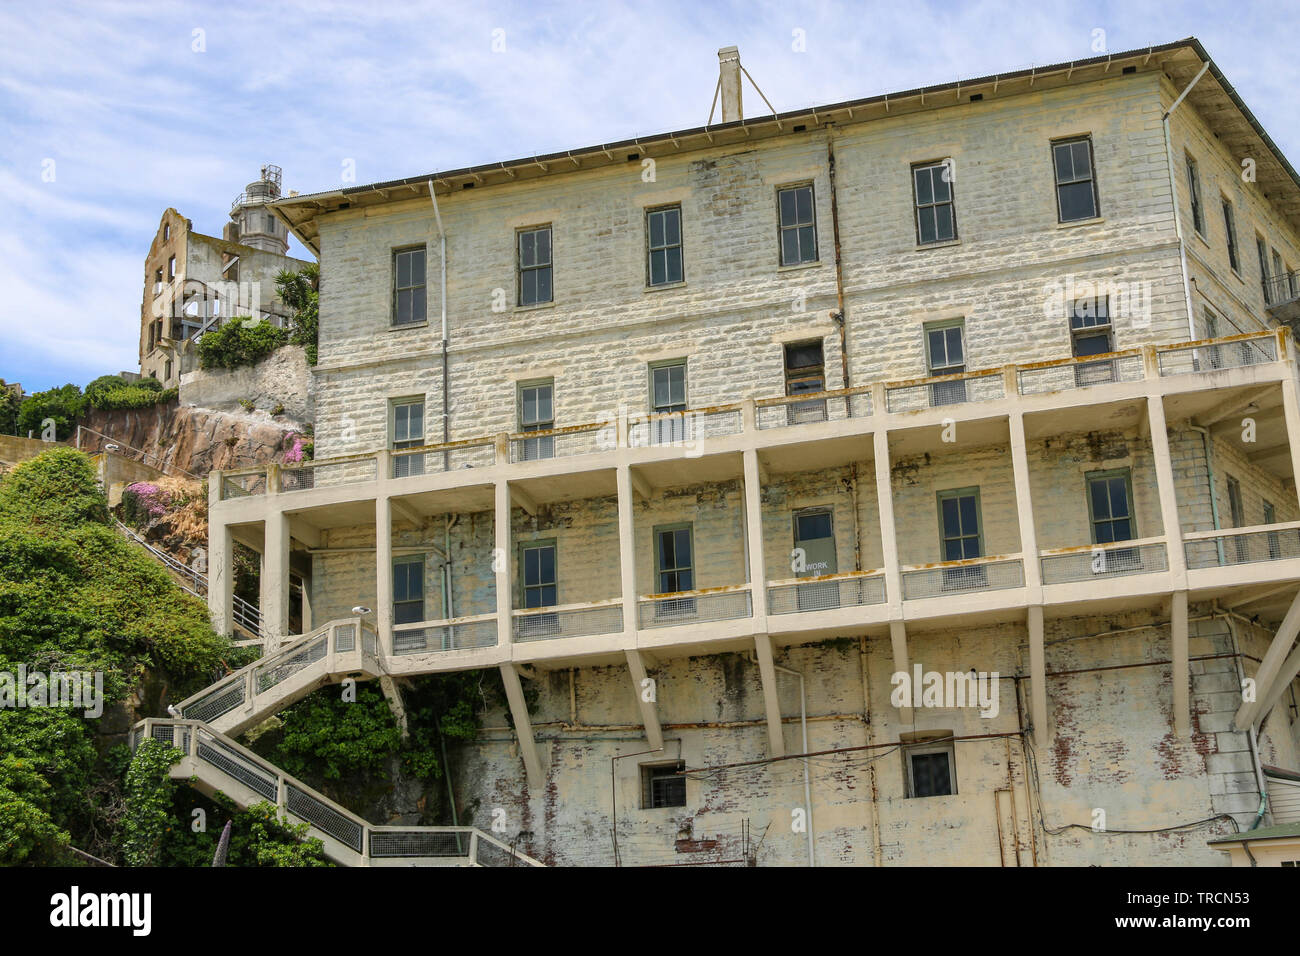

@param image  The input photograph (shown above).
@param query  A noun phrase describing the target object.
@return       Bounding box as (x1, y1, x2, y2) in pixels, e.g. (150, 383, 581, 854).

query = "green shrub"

(276, 264, 319, 366)
(197, 318, 289, 370)
(16, 384, 84, 441)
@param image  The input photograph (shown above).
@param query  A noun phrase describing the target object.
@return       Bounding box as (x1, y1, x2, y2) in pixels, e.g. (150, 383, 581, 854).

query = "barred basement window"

(1052, 136, 1099, 222)
(641, 761, 686, 809)
(912, 160, 957, 244)
(904, 737, 956, 798)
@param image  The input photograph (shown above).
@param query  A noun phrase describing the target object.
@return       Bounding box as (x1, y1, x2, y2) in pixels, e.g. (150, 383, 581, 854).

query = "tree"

(16, 384, 84, 441)
(275, 263, 319, 365)
(0, 756, 70, 865)
(0, 381, 20, 436)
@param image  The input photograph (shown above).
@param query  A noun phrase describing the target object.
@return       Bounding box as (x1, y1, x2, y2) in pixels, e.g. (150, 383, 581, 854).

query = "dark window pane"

(915, 167, 933, 205)
(795, 186, 812, 223)
(798, 225, 816, 260)
(1058, 182, 1096, 221)
(919, 206, 936, 245)
(666, 247, 682, 283)
(650, 250, 665, 286)
(1054, 144, 1073, 182)
(664, 210, 680, 245)
(779, 189, 797, 225)
(649, 213, 665, 247)
(942, 497, 959, 531)
(782, 230, 799, 266)
(934, 205, 954, 241)
(959, 495, 977, 532)
(911, 752, 952, 797)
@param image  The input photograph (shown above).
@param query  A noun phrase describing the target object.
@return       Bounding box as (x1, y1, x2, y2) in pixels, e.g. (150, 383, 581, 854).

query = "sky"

(0, 0, 1296, 393)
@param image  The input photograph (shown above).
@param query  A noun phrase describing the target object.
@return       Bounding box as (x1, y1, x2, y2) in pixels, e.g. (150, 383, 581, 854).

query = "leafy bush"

(0, 381, 20, 436)
(196, 318, 289, 370)
(122, 738, 182, 866)
(16, 384, 84, 441)
(0, 755, 71, 865)
(276, 263, 319, 365)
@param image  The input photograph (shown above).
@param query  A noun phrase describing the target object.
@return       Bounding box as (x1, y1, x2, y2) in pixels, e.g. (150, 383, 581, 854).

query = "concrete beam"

(1236, 587, 1300, 730)
(1009, 411, 1042, 597)
(742, 449, 768, 633)
(753, 633, 786, 757)
(1171, 590, 1190, 737)
(390, 498, 425, 529)
(889, 621, 912, 723)
(378, 675, 410, 739)
(1225, 582, 1297, 609)
(873, 428, 903, 616)
(1147, 393, 1188, 586)
(1198, 385, 1277, 427)
(624, 649, 663, 750)
(630, 467, 653, 501)
(209, 519, 234, 638)
(1247, 441, 1291, 463)
(290, 518, 323, 550)
(511, 483, 539, 517)
(261, 510, 291, 650)
(500, 663, 543, 789)
(1256, 641, 1300, 725)
(495, 480, 513, 648)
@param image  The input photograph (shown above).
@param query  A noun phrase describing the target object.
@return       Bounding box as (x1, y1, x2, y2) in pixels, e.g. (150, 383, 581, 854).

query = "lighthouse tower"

(225, 164, 288, 254)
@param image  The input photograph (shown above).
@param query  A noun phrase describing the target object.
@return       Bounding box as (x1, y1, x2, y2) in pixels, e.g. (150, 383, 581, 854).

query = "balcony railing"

(637, 584, 753, 629)
(392, 612, 498, 655)
(1039, 538, 1169, 585)
(1184, 522, 1300, 569)
(766, 570, 886, 614)
(214, 329, 1289, 501)
(900, 554, 1025, 600)
(885, 367, 1004, 413)
(512, 599, 623, 642)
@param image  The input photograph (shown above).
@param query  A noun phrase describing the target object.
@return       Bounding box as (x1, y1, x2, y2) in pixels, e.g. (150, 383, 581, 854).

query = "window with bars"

(904, 739, 956, 798)
(924, 320, 966, 406)
(649, 360, 688, 444)
(1070, 296, 1115, 384)
(777, 184, 818, 266)
(518, 226, 553, 306)
(641, 761, 687, 809)
(912, 160, 957, 244)
(393, 556, 425, 625)
(1052, 136, 1099, 222)
(646, 205, 684, 286)
(518, 380, 554, 460)
(1186, 154, 1205, 236)
(393, 247, 427, 326)
(784, 340, 827, 423)
(391, 398, 425, 477)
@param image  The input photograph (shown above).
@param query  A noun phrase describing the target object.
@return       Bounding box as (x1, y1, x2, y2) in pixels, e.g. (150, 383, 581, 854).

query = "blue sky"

(0, 0, 1295, 393)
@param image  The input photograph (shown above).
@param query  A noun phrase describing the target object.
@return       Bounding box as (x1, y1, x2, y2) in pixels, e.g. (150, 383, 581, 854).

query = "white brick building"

(179, 38, 1300, 866)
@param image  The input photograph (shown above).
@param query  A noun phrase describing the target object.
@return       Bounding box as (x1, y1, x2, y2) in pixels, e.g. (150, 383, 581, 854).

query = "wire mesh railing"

(901, 556, 1024, 600)
(1185, 524, 1300, 569)
(1016, 351, 1145, 395)
(392, 614, 499, 655)
(638, 586, 753, 629)
(512, 601, 623, 642)
(1040, 540, 1169, 584)
(754, 389, 872, 429)
(766, 571, 886, 614)
(1156, 333, 1278, 376)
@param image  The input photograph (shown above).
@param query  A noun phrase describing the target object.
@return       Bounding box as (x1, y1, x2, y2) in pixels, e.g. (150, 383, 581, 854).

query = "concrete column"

(742, 448, 768, 630)
(1171, 590, 1190, 737)
(495, 479, 513, 647)
(500, 663, 543, 789)
(262, 510, 291, 650)
(889, 621, 912, 724)
(1146, 394, 1188, 585)
(1028, 605, 1048, 746)
(1279, 375, 1300, 512)
(209, 517, 234, 638)
(873, 429, 902, 612)
(718, 46, 743, 122)
(1008, 411, 1042, 596)
(375, 496, 393, 655)
(616, 465, 638, 637)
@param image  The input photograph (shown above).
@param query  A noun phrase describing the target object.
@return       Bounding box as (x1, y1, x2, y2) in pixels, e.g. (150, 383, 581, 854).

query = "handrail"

(901, 552, 1022, 571)
(211, 329, 1294, 494)
(1183, 520, 1300, 541)
(1037, 534, 1170, 555)
(765, 568, 884, 588)
(511, 597, 622, 616)
(640, 582, 752, 600)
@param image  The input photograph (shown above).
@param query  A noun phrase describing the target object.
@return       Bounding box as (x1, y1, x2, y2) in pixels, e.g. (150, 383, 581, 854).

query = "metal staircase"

(130, 717, 542, 866)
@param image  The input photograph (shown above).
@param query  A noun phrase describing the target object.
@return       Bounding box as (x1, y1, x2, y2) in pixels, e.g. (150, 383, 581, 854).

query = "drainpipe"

(1224, 614, 1270, 831)
(825, 126, 850, 394)
(772, 662, 815, 866)
(1161, 62, 1210, 345)
(1188, 423, 1222, 564)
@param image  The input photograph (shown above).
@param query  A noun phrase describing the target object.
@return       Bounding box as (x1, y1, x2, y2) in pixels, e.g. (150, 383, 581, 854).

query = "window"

(784, 340, 827, 423)
(793, 508, 839, 610)
(518, 541, 559, 637)
(1069, 296, 1115, 384)
(1223, 199, 1240, 273)
(517, 226, 553, 306)
(266, 214, 276, 233)
(1264, 500, 1281, 561)
(1087, 469, 1136, 544)
(392, 556, 427, 652)
(518, 380, 554, 460)
(164, 359, 173, 382)
(163, 223, 170, 242)
(912, 160, 957, 244)
(646, 205, 683, 286)
(1052, 136, 1099, 222)
(777, 184, 818, 266)
(1273, 250, 1285, 297)
(924, 320, 966, 406)
(641, 761, 686, 809)
(649, 360, 688, 444)
(904, 738, 955, 798)
(167, 255, 176, 281)
(1185, 154, 1205, 236)
(391, 398, 425, 477)
(1258, 236, 1272, 303)
(653, 523, 695, 619)
(393, 247, 427, 326)
(937, 487, 984, 590)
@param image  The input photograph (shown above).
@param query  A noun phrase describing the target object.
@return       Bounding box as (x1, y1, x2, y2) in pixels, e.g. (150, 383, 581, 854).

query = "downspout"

(772, 662, 814, 866)
(429, 182, 454, 625)
(1224, 614, 1269, 832)
(1161, 62, 1210, 345)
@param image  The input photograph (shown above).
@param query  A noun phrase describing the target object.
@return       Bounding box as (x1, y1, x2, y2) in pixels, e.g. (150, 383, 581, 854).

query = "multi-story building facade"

(139, 165, 314, 388)
(185, 38, 1300, 866)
